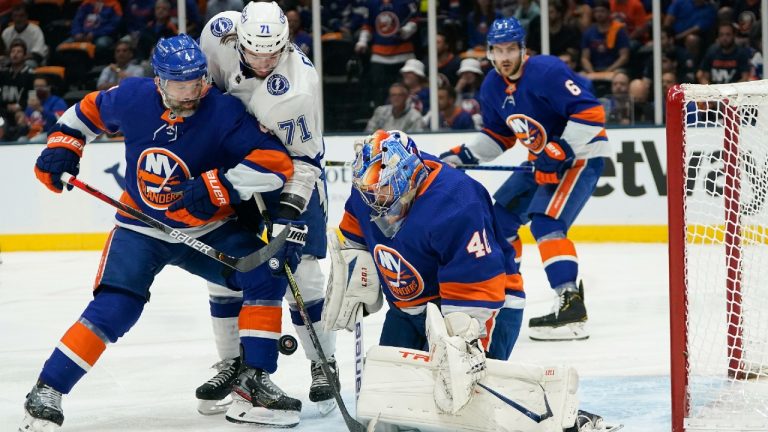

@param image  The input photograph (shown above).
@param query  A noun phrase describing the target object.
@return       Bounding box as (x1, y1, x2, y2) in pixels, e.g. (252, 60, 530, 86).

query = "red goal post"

(667, 82, 768, 432)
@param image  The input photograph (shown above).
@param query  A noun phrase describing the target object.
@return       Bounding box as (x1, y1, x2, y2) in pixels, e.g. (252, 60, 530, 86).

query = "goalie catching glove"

(321, 229, 383, 332)
(426, 303, 487, 415)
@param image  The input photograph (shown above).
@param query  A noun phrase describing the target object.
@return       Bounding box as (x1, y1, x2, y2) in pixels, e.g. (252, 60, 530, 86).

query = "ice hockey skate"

(196, 357, 240, 415)
(225, 367, 301, 427)
(529, 281, 589, 341)
(309, 356, 339, 415)
(19, 381, 63, 432)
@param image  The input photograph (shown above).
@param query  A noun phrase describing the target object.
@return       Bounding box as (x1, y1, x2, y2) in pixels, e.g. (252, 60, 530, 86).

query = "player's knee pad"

(81, 286, 146, 342)
(529, 213, 567, 241)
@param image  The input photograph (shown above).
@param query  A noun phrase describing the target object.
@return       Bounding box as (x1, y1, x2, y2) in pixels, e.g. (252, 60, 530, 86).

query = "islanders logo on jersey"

(267, 74, 290, 96)
(505, 114, 548, 153)
(136, 148, 191, 210)
(375, 12, 400, 37)
(210, 17, 233, 37)
(373, 245, 424, 302)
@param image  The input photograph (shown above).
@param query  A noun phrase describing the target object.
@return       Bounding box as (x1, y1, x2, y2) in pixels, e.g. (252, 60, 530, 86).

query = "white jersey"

(200, 11, 324, 213)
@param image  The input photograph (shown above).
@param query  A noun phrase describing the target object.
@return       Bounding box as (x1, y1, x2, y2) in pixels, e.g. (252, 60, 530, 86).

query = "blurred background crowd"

(0, 0, 762, 142)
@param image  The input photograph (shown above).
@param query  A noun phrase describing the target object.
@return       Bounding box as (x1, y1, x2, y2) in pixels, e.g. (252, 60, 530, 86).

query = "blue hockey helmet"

(351, 130, 429, 237)
(152, 34, 208, 81)
(487, 17, 526, 48)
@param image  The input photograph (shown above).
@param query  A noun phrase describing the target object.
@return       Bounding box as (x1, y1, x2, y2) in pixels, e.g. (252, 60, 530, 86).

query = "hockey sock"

(239, 300, 281, 373)
(531, 215, 578, 290)
(40, 288, 145, 393)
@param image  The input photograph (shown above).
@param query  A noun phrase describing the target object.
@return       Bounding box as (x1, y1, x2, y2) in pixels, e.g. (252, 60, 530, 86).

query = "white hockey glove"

(322, 229, 383, 332)
(425, 303, 487, 415)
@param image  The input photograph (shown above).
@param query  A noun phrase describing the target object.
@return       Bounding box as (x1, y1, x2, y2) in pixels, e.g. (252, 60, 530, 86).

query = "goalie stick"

(325, 160, 534, 172)
(60, 173, 288, 272)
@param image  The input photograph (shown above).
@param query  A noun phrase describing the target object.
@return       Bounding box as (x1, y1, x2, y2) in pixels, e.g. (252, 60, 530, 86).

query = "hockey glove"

(425, 303, 487, 414)
(165, 169, 240, 226)
(34, 132, 85, 193)
(439, 144, 479, 167)
(267, 219, 308, 277)
(533, 137, 575, 185)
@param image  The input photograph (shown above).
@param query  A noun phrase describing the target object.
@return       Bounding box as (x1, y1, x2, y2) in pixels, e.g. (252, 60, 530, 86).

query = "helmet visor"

(157, 77, 208, 116)
(239, 45, 282, 77)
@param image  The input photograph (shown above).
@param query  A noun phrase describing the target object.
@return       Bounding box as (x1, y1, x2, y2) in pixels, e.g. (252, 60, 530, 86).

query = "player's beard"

(162, 95, 201, 118)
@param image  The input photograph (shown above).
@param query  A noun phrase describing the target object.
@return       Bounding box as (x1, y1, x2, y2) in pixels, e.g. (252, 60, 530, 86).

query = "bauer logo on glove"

(533, 137, 575, 185)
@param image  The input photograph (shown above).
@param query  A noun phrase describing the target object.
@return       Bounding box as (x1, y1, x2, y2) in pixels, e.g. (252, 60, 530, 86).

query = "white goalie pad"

(357, 345, 579, 432)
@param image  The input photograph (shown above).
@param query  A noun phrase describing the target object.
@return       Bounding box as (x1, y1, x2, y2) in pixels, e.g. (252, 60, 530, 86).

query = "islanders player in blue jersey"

(323, 130, 524, 375)
(440, 18, 612, 341)
(21, 35, 308, 431)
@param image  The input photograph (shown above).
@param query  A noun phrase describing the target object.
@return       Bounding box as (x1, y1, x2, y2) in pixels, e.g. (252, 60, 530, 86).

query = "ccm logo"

(398, 350, 430, 362)
(206, 171, 228, 206)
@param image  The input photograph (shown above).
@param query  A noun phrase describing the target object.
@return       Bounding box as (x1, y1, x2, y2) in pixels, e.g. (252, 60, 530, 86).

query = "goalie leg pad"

(357, 345, 579, 432)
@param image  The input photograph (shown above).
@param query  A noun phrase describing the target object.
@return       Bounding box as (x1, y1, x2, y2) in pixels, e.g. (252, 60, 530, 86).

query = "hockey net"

(667, 81, 768, 432)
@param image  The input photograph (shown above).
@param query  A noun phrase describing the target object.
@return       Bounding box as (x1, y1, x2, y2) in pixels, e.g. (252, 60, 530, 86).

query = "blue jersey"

(339, 157, 523, 327)
(476, 55, 611, 160)
(56, 77, 292, 239)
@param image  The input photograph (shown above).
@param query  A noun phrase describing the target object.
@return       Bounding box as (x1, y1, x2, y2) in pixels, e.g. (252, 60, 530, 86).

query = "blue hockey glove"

(166, 169, 241, 226)
(34, 132, 84, 193)
(439, 144, 479, 166)
(533, 137, 575, 185)
(268, 219, 308, 277)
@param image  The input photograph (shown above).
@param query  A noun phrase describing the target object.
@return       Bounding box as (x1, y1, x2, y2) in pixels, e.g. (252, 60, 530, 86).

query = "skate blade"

(529, 322, 589, 341)
(225, 405, 300, 428)
(197, 394, 233, 415)
(19, 412, 60, 432)
(316, 399, 337, 416)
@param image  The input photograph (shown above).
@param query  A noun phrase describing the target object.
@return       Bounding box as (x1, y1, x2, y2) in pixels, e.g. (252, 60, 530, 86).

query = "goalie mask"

(236, 1, 290, 78)
(152, 34, 210, 117)
(351, 130, 429, 238)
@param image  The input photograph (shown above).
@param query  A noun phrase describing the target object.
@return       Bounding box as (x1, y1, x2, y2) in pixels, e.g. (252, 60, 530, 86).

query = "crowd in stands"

(0, 0, 763, 142)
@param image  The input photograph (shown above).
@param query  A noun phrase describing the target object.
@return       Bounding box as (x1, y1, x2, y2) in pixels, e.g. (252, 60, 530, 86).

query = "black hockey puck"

(278, 334, 298, 355)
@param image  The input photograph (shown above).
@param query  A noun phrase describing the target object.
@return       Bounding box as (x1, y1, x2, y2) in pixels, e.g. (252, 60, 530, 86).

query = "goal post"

(667, 82, 768, 432)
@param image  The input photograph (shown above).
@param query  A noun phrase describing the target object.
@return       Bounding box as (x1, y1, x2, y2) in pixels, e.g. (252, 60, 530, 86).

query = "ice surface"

(0, 244, 670, 431)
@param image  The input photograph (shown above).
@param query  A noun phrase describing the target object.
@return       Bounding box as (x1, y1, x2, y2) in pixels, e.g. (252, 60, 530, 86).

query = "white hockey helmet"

(237, 1, 290, 55)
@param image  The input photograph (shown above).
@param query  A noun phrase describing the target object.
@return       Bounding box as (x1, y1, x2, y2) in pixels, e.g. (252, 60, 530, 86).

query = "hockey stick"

(60, 173, 288, 272)
(284, 264, 367, 432)
(353, 306, 364, 405)
(325, 160, 534, 172)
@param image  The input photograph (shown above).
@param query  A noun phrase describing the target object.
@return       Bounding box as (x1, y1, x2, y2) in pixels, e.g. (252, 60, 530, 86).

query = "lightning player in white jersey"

(196, 1, 338, 417)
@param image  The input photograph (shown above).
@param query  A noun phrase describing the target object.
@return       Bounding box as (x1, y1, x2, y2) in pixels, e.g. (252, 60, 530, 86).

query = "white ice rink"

(0, 244, 670, 431)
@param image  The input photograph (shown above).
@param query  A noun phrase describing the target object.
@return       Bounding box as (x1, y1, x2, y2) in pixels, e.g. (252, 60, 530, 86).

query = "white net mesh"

(679, 82, 768, 431)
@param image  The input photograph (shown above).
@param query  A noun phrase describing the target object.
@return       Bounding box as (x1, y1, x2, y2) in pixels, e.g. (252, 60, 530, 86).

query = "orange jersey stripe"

(118, 191, 140, 220)
(538, 238, 577, 263)
(93, 228, 116, 290)
(546, 159, 586, 219)
(78, 91, 107, 132)
(394, 295, 440, 309)
(510, 238, 522, 259)
(416, 160, 442, 198)
(440, 273, 506, 303)
(244, 149, 293, 180)
(60, 321, 107, 366)
(570, 105, 606, 124)
(339, 211, 364, 240)
(506, 273, 524, 291)
(482, 127, 517, 150)
(239, 304, 282, 333)
(372, 43, 415, 56)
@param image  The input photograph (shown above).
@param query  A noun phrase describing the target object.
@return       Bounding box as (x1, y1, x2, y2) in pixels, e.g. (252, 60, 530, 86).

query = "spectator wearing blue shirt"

(467, 0, 502, 50)
(68, 0, 123, 60)
(29, 76, 66, 133)
(287, 9, 313, 60)
(428, 85, 476, 131)
(580, 0, 630, 81)
(664, 0, 717, 44)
